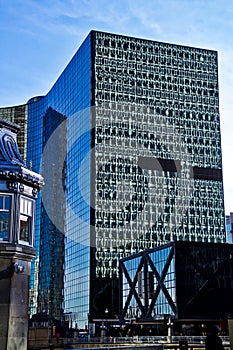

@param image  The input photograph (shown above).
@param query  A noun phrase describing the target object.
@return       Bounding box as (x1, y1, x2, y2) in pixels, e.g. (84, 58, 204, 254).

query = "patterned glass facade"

(0, 30, 225, 328)
(0, 104, 28, 160)
(91, 31, 225, 321)
(226, 213, 233, 243)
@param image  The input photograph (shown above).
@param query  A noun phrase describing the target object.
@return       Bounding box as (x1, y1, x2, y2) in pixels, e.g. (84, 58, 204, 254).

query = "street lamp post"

(167, 315, 174, 343)
(0, 120, 44, 350)
(101, 308, 108, 343)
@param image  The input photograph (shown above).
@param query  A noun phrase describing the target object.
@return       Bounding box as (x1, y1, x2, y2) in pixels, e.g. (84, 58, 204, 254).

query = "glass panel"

(0, 195, 11, 210)
(19, 214, 31, 242)
(0, 195, 11, 240)
(20, 197, 33, 215)
(0, 211, 9, 240)
(5, 196, 11, 210)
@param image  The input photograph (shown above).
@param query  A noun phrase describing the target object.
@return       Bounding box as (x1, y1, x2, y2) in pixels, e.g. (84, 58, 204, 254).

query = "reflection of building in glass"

(0, 31, 225, 328)
(0, 195, 11, 240)
(226, 213, 233, 243)
(19, 197, 33, 244)
(38, 107, 67, 318)
(120, 241, 233, 324)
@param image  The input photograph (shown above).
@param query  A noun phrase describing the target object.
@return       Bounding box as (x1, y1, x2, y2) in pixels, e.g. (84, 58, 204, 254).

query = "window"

(19, 214, 31, 243)
(19, 197, 33, 245)
(0, 195, 11, 240)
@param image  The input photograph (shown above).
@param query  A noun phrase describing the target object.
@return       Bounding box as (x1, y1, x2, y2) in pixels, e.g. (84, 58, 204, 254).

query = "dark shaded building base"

(120, 241, 233, 333)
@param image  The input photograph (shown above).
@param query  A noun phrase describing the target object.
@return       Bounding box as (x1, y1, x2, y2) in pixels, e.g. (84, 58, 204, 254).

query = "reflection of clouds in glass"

(42, 102, 195, 247)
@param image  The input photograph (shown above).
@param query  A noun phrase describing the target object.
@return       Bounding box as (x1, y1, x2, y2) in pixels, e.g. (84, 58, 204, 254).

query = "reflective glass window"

(0, 194, 11, 240)
(19, 196, 33, 245)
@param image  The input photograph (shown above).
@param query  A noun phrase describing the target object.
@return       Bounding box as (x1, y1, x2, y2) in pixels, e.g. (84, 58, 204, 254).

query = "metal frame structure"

(120, 241, 233, 324)
(120, 245, 176, 321)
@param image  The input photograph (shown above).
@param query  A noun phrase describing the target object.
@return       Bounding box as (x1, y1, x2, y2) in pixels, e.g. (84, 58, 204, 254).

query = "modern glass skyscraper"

(0, 31, 225, 328)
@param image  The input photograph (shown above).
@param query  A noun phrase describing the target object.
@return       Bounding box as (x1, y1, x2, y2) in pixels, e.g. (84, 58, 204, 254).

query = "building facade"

(120, 241, 233, 330)
(226, 213, 233, 243)
(0, 31, 225, 328)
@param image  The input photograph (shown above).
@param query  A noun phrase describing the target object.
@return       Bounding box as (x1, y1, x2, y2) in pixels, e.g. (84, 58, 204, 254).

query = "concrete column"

(0, 245, 35, 350)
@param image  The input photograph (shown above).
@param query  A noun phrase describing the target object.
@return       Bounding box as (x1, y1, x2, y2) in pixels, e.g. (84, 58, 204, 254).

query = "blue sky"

(0, 0, 232, 213)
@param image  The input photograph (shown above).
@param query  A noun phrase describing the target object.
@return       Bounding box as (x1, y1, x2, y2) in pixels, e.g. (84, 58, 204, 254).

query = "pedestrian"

(55, 332, 60, 343)
(205, 325, 224, 350)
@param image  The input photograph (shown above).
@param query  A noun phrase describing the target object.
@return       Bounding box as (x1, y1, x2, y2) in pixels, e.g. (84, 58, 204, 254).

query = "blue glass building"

(0, 31, 225, 329)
